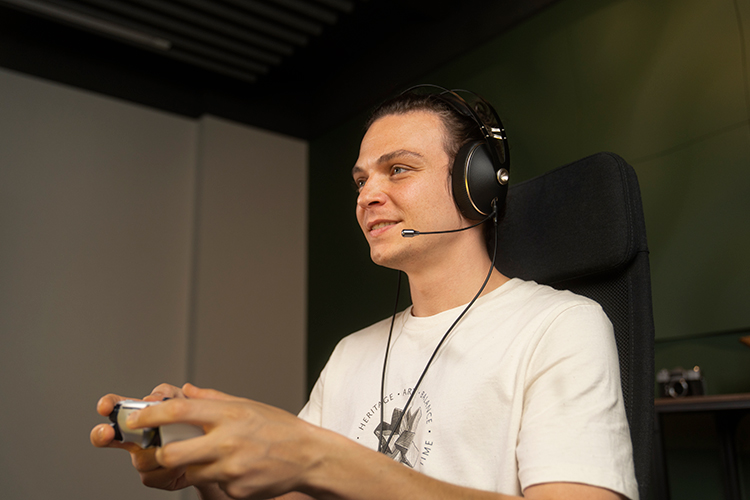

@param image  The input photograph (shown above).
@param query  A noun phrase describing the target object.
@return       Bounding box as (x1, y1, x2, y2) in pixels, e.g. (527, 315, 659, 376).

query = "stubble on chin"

(368, 242, 422, 271)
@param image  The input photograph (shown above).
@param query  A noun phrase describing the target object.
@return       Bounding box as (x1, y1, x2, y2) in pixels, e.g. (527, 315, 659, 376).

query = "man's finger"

(145, 383, 186, 402)
(182, 383, 239, 402)
(125, 398, 217, 430)
(154, 434, 219, 471)
(131, 447, 162, 473)
(96, 393, 136, 417)
(140, 465, 189, 490)
(90, 423, 143, 453)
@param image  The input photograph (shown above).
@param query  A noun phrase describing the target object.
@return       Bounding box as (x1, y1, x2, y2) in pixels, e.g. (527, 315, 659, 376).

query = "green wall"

(308, 0, 750, 393)
(308, 1, 750, 496)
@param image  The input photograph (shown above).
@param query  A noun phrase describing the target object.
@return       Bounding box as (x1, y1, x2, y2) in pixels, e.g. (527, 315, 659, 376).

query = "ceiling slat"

(166, 46, 260, 83)
(72, 0, 295, 55)
(0, 0, 171, 49)
(171, 32, 272, 74)
(120, 0, 309, 46)
(265, 0, 339, 24)
(199, 0, 325, 36)
(306, 0, 353, 13)
(17, 0, 285, 68)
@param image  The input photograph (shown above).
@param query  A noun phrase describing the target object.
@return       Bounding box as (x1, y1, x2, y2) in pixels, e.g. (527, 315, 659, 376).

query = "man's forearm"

(301, 430, 512, 500)
(193, 425, 622, 500)
(196, 483, 314, 500)
(300, 430, 623, 500)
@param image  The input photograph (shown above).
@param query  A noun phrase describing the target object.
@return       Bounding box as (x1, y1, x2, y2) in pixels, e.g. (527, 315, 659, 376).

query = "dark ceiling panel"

(0, 0, 560, 139)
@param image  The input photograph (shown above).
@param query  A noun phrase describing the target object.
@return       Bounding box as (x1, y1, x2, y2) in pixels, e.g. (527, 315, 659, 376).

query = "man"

(92, 90, 638, 500)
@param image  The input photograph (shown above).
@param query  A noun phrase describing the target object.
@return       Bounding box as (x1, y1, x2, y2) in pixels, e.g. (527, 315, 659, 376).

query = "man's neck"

(406, 249, 509, 317)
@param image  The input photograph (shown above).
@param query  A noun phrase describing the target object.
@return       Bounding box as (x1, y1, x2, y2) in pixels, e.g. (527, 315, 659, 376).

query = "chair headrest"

(496, 152, 648, 284)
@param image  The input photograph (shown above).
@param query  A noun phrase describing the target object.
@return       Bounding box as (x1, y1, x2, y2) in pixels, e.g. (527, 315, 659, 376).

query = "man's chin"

(369, 249, 409, 271)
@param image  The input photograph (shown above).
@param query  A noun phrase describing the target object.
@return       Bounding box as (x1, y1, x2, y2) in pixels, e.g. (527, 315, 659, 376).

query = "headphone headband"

(401, 84, 510, 172)
(400, 84, 510, 220)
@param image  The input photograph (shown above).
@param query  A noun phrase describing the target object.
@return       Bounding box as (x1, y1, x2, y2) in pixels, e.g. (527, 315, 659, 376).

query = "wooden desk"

(654, 393, 750, 500)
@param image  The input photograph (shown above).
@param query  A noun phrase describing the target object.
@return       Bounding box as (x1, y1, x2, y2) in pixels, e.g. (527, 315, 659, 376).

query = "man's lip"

(367, 220, 400, 233)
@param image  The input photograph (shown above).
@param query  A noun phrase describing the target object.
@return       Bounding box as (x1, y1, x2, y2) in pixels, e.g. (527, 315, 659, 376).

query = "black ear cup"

(400, 85, 510, 219)
(452, 140, 508, 220)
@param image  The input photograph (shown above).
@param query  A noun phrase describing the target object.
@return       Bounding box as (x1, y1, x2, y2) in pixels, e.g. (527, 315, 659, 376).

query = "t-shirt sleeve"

(516, 302, 639, 500)
(297, 365, 326, 425)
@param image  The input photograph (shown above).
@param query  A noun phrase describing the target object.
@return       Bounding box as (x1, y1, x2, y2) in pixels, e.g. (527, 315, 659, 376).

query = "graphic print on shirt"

(376, 406, 421, 467)
(355, 387, 435, 469)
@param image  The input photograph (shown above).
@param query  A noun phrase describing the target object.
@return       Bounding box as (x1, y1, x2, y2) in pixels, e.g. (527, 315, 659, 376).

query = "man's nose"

(357, 176, 387, 208)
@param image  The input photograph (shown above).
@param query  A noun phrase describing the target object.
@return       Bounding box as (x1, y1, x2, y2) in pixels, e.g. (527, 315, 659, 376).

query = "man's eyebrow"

(378, 149, 424, 164)
(351, 149, 424, 176)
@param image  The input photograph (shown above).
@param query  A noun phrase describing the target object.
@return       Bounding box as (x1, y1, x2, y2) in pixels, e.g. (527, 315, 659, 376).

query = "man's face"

(353, 110, 466, 270)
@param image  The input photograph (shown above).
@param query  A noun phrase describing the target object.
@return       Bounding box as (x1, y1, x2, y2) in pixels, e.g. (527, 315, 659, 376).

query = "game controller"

(109, 399, 203, 448)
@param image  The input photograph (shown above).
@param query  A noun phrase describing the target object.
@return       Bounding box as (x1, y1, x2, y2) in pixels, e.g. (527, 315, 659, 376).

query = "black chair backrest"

(496, 152, 654, 500)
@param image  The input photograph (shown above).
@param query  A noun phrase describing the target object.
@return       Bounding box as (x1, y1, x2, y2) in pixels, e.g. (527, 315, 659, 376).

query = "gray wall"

(190, 116, 307, 408)
(0, 68, 307, 499)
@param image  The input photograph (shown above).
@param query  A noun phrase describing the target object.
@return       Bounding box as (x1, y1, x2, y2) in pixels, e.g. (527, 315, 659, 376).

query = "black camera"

(656, 366, 706, 398)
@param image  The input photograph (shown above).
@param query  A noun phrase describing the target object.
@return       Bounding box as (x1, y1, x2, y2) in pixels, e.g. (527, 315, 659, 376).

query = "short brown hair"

(365, 92, 483, 167)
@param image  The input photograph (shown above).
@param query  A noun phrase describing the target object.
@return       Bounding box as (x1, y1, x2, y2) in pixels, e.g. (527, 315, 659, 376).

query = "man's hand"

(123, 383, 322, 499)
(90, 384, 193, 491)
(93, 384, 627, 500)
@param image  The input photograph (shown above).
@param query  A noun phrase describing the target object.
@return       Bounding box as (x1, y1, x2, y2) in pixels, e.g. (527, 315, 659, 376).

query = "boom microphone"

(401, 210, 495, 238)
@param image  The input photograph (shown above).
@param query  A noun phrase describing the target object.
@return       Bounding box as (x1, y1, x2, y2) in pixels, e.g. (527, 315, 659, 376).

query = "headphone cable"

(378, 200, 500, 455)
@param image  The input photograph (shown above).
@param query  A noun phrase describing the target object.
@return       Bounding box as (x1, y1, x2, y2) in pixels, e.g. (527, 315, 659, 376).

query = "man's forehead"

(366, 110, 446, 140)
(355, 112, 447, 166)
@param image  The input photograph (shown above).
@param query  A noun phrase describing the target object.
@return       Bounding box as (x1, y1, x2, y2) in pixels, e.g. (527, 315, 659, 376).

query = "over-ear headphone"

(402, 85, 510, 220)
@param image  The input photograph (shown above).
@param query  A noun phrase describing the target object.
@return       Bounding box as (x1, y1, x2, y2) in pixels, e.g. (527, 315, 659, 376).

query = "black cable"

(378, 200, 500, 456)
(378, 270, 403, 453)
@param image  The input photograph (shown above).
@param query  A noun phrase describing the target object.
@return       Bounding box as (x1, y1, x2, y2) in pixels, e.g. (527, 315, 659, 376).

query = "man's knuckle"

(152, 383, 176, 396)
(165, 398, 189, 419)
(217, 438, 237, 457)
(131, 452, 152, 472)
(158, 446, 179, 469)
(224, 459, 247, 480)
(224, 481, 249, 499)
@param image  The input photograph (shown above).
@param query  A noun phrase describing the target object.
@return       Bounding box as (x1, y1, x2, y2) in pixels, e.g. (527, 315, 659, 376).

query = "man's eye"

(353, 178, 366, 191)
(392, 166, 406, 175)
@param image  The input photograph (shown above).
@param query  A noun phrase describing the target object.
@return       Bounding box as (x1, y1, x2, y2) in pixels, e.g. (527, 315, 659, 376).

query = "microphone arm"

(401, 209, 496, 238)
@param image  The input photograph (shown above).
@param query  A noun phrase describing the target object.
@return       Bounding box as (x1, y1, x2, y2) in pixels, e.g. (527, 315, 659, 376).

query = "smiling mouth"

(370, 221, 397, 231)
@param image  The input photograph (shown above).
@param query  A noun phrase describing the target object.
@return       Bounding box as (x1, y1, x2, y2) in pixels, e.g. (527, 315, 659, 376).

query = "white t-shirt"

(299, 278, 638, 499)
